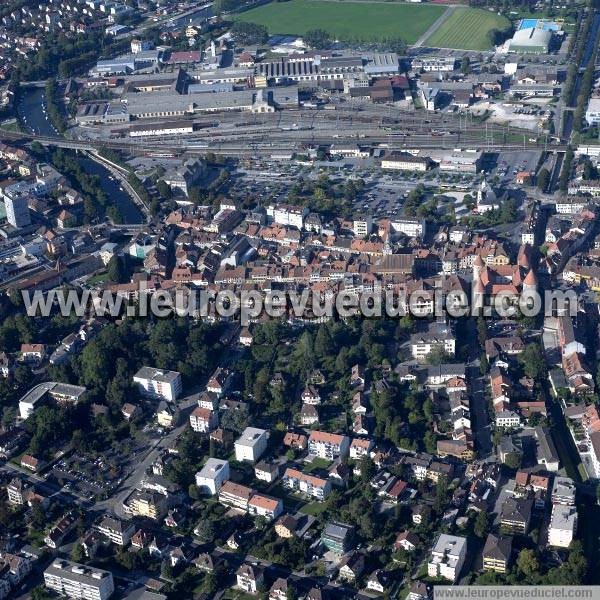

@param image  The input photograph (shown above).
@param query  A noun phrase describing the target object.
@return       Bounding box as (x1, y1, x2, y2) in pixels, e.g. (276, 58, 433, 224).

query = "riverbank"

(16, 86, 145, 225)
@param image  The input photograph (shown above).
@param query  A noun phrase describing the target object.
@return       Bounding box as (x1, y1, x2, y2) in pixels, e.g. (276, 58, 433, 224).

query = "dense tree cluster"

(230, 21, 269, 44)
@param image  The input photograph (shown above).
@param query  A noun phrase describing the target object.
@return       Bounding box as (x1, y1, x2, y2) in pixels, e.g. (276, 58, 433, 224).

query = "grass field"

(424, 7, 510, 50)
(234, 0, 447, 45)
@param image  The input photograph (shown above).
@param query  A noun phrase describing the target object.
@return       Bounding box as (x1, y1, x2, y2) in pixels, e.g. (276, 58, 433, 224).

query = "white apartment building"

(267, 204, 308, 229)
(390, 218, 426, 238)
(427, 534, 467, 582)
(283, 468, 332, 500)
(6, 479, 25, 505)
(412, 56, 455, 72)
(551, 476, 576, 506)
(133, 367, 182, 401)
(410, 333, 456, 361)
(555, 198, 586, 214)
(234, 427, 268, 462)
(495, 410, 522, 428)
(521, 230, 536, 245)
(349, 438, 374, 460)
(548, 504, 577, 548)
(353, 215, 372, 238)
(381, 153, 429, 172)
(44, 560, 114, 600)
(5, 195, 31, 228)
(308, 431, 350, 460)
(195, 458, 230, 495)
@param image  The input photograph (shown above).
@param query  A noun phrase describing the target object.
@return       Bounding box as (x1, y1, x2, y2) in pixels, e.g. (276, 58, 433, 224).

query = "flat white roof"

(236, 427, 267, 447)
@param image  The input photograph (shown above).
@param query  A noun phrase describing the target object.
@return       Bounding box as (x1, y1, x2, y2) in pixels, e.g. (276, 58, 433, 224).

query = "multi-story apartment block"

(125, 491, 167, 521)
(427, 534, 467, 582)
(133, 367, 182, 401)
(482, 534, 512, 573)
(234, 427, 268, 462)
(96, 516, 135, 547)
(548, 504, 578, 548)
(282, 468, 331, 500)
(247, 493, 283, 521)
(267, 204, 308, 229)
(308, 431, 350, 460)
(551, 476, 576, 506)
(195, 458, 230, 495)
(500, 497, 532, 534)
(44, 560, 114, 600)
(236, 563, 264, 595)
(218, 481, 255, 511)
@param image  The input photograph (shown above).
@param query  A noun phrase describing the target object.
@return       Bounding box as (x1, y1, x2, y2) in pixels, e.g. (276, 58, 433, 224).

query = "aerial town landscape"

(1, 0, 600, 597)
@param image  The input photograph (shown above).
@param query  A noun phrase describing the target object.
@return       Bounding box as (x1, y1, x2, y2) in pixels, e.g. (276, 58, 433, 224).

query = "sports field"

(234, 0, 447, 45)
(424, 7, 510, 50)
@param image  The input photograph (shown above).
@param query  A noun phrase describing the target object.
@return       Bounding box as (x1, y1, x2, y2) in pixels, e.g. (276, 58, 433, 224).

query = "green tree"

(504, 451, 522, 470)
(474, 511, 489, 538)
(71, 543, 85, 562)
(519, 343, 545, 380)
(314, 324, 334, 361)
(304, 29, 332, 49)
(106, 255, 127, 284)
(359, 455, 376, 482)
(537, 167, 550, 192)
(230, 21, 268, 44)
(156, 179, 172, 199)
(517, 549, 539, 579)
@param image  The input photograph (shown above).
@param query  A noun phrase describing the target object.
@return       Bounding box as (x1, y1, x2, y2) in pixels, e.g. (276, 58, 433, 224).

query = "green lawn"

(234, 0, 446, 45)
(304, 457, 331, 472)
(300, 501, 329, 516)
(424, 7, 510, 50)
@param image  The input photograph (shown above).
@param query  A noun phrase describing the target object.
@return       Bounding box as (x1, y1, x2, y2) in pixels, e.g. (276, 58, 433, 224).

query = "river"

(16, 86, 144, 224)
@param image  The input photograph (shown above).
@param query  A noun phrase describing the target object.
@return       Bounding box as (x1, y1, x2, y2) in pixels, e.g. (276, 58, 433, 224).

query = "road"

(465, 319, 493, 458)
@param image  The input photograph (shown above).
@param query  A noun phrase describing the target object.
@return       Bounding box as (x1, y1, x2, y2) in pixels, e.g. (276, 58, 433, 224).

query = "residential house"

(189, 407, 218, 433)
(236, 563, 264, 595)
(500, 497, 532, 534)
(300, 403, 319, 425)
(349, 438, 374, 460)
(395, 530, 420, 552)
(367, 569, 392, 594)
(275, 514, 299, 539)
(482, 534, 512, 573)
(338, 551, 365, 583)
